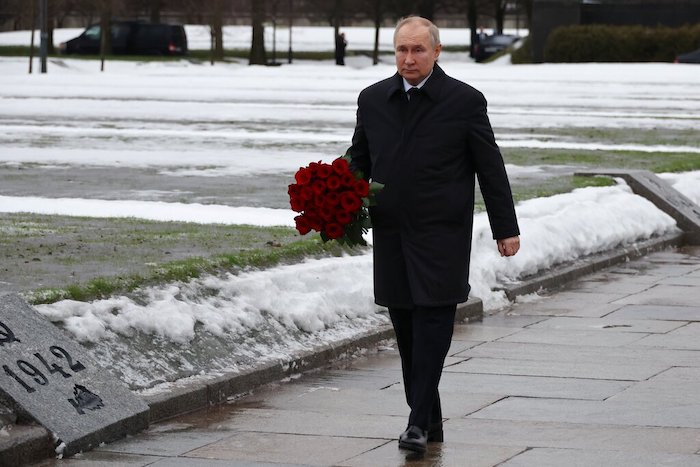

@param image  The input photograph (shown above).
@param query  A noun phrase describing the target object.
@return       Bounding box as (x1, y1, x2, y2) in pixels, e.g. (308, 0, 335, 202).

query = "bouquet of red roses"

(288, 155, 382, 247)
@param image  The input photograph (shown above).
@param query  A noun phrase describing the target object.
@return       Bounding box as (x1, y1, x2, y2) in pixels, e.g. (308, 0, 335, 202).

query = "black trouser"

(389, 304, 456, 431)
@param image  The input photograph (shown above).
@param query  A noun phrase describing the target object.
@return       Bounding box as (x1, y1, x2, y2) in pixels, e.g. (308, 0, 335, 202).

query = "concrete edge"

(499, 233, 684, 300)
(144, 298, 484, 423)
(0, 424, 53, 466)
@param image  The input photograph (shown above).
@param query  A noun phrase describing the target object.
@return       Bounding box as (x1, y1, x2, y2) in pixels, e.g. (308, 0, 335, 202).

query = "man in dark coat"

(346, 16, 520, 453)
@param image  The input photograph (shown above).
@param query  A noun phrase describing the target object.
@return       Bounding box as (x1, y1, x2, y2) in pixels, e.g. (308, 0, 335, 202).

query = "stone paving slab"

(444, 357, 667, 381)
(525, 316, 684, 333)
(495, 327, 648, 347)
(208, 407, 403, 439)
(511, 300, 623, 318)
(337, 440, 525, 467)
(500, 447, 700, 467)
(631, 323, 700, 350)
(184, 432, 387, 466)
(608, 304, 700, 321)
(612, 284, 700, 306)
(450, 324, 522, 341)
(458, 340, 700, 368)
(470, 396, 700, 429)
(438, 372, 630, 400)
(608, 367, 700, 403)
(92, 429, 234, 457)
(444, 418, 700, 455)
(152, 459, 307, 467)
(240, 377, 503, 420)
(33, 451, 162, 466)
(564, 278, 657, 295)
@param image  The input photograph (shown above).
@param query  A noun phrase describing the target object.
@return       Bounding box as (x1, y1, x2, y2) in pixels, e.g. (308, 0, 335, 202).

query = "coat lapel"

(402, 64, 446, 134)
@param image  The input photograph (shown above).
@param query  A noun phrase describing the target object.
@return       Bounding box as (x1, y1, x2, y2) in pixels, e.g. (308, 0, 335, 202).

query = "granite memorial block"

(575, 169, 700, 243)
(0, 293, 149, 457)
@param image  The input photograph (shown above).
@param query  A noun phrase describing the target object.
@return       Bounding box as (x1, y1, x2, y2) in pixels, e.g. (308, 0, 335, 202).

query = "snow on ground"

(1, 26, 698, 389)
(658, 171, 700, 205)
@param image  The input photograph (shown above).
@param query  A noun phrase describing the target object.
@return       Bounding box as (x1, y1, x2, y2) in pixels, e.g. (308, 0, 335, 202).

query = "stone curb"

(144, 298, 484, 423)
(500, 233, 683, 300)
(0, 424, 53, 466)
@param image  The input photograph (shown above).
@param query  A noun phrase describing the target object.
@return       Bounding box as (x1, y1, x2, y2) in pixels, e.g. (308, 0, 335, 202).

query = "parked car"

(675, 48, 700, 64)
(59, 21, 187, 56)
(473, 34, 520, 63)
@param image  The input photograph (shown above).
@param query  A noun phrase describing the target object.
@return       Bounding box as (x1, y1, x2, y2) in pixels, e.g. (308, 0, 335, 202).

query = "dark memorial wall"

(532, 0, 700, 62)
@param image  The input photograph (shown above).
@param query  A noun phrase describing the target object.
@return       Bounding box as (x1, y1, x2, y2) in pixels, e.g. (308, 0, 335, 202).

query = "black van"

(59, 21, 187, 56)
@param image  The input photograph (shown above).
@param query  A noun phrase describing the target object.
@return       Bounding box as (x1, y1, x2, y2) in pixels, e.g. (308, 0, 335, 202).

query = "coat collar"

(385, 63, 446, 102)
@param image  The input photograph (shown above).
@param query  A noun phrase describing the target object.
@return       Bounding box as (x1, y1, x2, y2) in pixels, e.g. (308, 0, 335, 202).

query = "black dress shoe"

(399, 425, 428, 453)
(427, 422, 443, 442)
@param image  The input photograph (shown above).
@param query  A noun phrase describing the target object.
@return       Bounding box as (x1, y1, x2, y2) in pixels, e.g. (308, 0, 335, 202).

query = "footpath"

(30, 244, 700, 467)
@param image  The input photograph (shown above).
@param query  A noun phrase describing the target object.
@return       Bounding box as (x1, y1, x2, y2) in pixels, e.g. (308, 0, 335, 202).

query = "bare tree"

(492, 0, 506, 34)
(99, 0, 112, 71)
(416, 0, 436, 20)
(210, 0, 225, 62)
(249, 0, 267, 64)
(150, 0, 162, 22)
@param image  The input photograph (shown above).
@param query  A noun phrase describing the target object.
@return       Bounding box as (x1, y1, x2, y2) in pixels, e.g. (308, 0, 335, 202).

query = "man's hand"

(497, 236, 520, 257)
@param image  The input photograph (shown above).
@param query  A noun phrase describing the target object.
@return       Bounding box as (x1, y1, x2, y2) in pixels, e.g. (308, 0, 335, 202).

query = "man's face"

(394, 22, 441, 86)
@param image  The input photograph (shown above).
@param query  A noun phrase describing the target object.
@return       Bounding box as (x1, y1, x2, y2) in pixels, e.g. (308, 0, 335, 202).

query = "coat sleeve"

(345, 97, 372, 181)
(466, 92, 520, 240)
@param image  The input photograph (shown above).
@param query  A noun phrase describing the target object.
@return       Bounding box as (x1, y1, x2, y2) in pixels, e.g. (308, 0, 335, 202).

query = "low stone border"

(145, 298, 483, 423)
(500, 233, 683, 300)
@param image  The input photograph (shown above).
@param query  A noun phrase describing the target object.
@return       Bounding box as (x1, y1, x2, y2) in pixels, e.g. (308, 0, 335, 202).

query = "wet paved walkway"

(35, 246, 700, 466)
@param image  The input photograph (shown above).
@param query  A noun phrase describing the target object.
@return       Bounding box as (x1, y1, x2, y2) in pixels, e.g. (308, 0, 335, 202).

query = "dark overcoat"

(347, 64, 520, 308)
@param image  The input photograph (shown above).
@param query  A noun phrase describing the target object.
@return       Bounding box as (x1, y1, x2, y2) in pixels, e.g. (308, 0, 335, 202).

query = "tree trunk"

(211, 0, 224, 61)
(249, 0, 267, 65)
(100, 0, 111, 72)
(467, 0, 477, 57)
(150, 0, 161, 23)
(416, 0, 434, 21)
(494, 0, 506, 34)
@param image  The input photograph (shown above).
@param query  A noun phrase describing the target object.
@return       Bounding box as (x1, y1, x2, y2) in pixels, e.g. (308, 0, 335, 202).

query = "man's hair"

(393, 16, 441, 48)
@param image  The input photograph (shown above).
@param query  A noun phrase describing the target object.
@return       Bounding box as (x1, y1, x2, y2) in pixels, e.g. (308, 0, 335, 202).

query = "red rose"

(305, 214, 323, 232)
(300, 186, 313, 201)
(325, 191, 340, 207)
(341, 172, 355, 187)
(294, 215, 311, 235)
(288, 183, 301, 198)
(354, 179, 369, 197)
(312, 180, 326, 196)
(308, 161, 320, 176)
(290, 198, 305, 212)
(295, 168, 312, 185)
(326, 175, 341, 191)
(335, 210, 352, 225)
(340, 191, 362, 213)
(319, 205, 335, 222)
(317, 164, 332, 179)
(332, 157, 350, 175)
(325, 223, 344, 239)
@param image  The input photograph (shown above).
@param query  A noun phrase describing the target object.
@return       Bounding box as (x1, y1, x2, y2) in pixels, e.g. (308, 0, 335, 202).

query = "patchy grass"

(0, 213, 360, 304)
(505, 127, 700, 148)
(502, 147, 700, 173)
(25, 236, 351, 305)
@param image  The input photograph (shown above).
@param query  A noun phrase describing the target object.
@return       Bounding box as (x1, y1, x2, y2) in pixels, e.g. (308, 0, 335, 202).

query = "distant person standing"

(335, 32, 347, 65)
